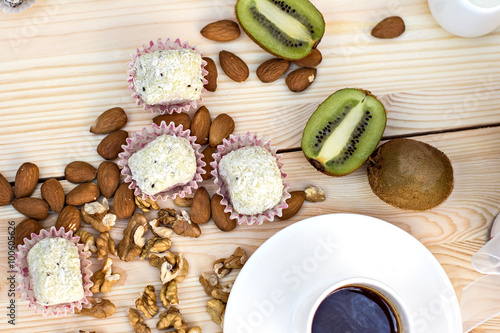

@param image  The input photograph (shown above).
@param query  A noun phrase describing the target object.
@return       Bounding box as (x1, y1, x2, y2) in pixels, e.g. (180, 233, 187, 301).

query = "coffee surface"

(311, 286, 399, 333)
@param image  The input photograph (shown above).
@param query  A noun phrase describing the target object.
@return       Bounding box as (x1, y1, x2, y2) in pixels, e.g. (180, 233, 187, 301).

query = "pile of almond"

(200, 19, 322, 93)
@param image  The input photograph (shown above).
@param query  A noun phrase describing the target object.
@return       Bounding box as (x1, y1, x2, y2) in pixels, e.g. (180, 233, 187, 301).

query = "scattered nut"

(149, 218, 173, 238)
(156, 307, 188, 331)
(190, 187, 211, 224)
(160, 252, 189, 284)
(90, 107, 127, 134)
(211, 286, 230, 303)
(41, 178, 65, 213)
(207, 299, 225, 326)
(191, 106, 211, 145)
(15, 218, 42, 247)
(90, 257, 120, 294)
(135, 196, 160, 213)
(149, 251, 176, 269)
(285, 67, 317, 93)
(96, 231, 117, 260)
(305, 185, 326, 202)
(211, 194, 237, 232)
(65, 182, 100, 206)
(97, 161, 120, 199)
(118, 213, 148, 262)
(160, 280, 179, 309)
(200, 19, 241, 42)
(213, 258, 231, 279)
(203, 56, 218, 92)
(114, 182, 136, 219)
(173, 196, 193, 207)
(157, 208, 177, 225)
(75, 298, 116, 319)
(14, 162, 39, 199)
(224, 247, 248, 269)
(136, 285, 159, 319)
(140, 237, 172, 260)
(128, 308, 151, 333)
(75, 230, 98, 253)
(55, 205, 81, 233)
(172, 210, 201, 238)
(81, 198, 116, 233)
(277, 191, 306, 221)
(371, 16, 405, 39)
(199, 272, 219, 295)
(65, 161, 97, 184)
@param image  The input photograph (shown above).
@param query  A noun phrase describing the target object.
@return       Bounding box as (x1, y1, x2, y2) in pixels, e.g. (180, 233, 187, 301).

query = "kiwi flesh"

(367, 139, 454, 211)
(302, 88, 387, 176)
(236, 0, 325, 60)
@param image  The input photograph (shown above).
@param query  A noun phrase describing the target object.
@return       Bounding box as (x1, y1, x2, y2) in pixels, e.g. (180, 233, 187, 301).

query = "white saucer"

(224, 213, 462, 333)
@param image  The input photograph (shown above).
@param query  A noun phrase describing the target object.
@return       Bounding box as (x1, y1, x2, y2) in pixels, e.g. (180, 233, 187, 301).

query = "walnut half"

(160, 252, 189, 284)
(128, 308, 151, 333)
(136, 285, 158, 319)
(90, 257, 120, 294)
(117, 213, 148, 262)
(75, 298, 116, 319)
(81, 198, 117, 233)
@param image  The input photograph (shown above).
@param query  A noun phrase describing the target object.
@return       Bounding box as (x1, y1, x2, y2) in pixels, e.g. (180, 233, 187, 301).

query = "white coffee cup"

(428, 0, 500, 37)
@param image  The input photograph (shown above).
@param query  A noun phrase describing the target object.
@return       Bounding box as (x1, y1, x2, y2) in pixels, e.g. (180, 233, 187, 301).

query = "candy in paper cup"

(127, 38, 208, 115)
(118, 121, 205, 201)
(1, 0, 36, 14)
(15, 227, 93, 316)
(211, 132, 291, 225)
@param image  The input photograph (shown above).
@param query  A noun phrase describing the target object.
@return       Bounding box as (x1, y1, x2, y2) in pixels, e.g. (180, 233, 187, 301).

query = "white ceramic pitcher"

(428, 0, 500, 37)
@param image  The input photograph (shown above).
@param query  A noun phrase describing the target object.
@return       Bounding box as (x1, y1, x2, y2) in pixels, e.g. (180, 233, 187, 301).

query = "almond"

(55, 205, 81, 233)
(13, 197, 49, 220)
(90, 107, 128, 134)
(15, 219, 42, 247)
(114, 183, 136, 219)
(211, 194, 237, 232)
(209, 114, 235, 147)
(292, 49, 322, 68)
(14, 162, 39, 198)
(191, 106, 211, 145)
(203, 57, 218, 92)
(97, 130, 128, 160)
(153, 113, 191, 130)
(285, 68, 317, 93)
(65, 161, 97, 183)
(201, 145, 217, 181)
(219, 50, 249, 83)
(371, 16, 405, 39)
(191, 187, 211, 224)
(277, 191, 305, 221)
(200, 20, 241, 42)
(0, 172, 13, 206)
(41, 178, 65, 213)
(257, 58, 291, 83)
(65, 182, 100, 206)
(97, 161, 120, 199)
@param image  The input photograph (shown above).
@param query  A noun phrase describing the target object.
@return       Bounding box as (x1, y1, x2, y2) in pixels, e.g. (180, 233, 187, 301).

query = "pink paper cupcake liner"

(1, 0, 36, 14)
(127, 38, 208, 115)
(15, 227, 93, 316)
(118, 121, 205, 201)
(211, 132, 291, 226)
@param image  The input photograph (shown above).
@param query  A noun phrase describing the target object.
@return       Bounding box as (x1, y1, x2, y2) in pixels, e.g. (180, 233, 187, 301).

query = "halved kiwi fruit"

(302, 88, 387, 176)
(367, 139, 454, 211)
(236, 0, 325, 60)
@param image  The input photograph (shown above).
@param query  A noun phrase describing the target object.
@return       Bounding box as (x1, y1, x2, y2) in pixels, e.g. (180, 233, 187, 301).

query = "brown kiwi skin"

(234, 5, 324, 61)
(303, 88, 386, 177)
(367, 139, 454, 211)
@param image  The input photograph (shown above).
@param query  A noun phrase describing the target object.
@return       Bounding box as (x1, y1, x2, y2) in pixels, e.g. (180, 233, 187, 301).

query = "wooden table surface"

(1, 0, 499, 332)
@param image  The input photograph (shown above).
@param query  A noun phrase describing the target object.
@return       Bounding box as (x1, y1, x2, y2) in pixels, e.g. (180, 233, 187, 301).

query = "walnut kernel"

(305, 185, 326, 202)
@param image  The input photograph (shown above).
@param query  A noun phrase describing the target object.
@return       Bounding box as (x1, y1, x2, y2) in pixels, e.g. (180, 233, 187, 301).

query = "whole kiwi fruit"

(367, 138, 454, 211)
(236, 0, 325, 60)
(302, 88, 387, 176)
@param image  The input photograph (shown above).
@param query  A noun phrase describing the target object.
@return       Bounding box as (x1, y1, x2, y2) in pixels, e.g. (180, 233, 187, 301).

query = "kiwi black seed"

(367, 139, 454, 211)
(236, 0, 325, 60)
(302, 88, 387, 176)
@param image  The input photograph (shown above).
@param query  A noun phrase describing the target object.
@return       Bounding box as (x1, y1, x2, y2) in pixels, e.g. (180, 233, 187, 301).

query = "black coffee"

(311, 285, 400, 333)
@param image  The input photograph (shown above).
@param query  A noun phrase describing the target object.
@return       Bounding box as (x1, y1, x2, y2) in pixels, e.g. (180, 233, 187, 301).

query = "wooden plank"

(0, 0, 499, 179)
(0, 126, 499, 332)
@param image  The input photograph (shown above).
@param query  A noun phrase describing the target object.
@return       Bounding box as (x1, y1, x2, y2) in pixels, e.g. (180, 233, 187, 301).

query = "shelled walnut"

(75, 230, 97, 253)
(160, 280, 179, 309)
(81, 198, 117, 233)
(149, 251, 176, 269)
(199, 272, 219, 295)
(173, 196, 193, 207)
(140, 237, 172, 260)
(90, 257, 120, 294)
(157, 208, 177, 225)
(128, 308, 151, 333)
(305, 185, 326, 202)
(136, 285, 159, 319)
(135, 196, 160, 213)
(213, 258, 231, 279)
(156, 307, 188, 331)
(117, 213, 148, 261)
(207, 299, 225, 327)
(96, 231, 116, 260)
(171, 210, 201, 238)
(149, 218, 173, 238)
(160, 252, 189, 283)
(224, 247, 248, 269)
(75, 298, 116, 319)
